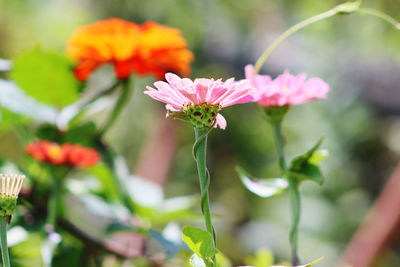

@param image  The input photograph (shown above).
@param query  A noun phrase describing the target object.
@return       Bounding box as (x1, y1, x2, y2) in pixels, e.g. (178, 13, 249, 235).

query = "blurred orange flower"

(26, 141, 100, 168)
(132, 21, 194, 78)
(67, 18, 194, 81)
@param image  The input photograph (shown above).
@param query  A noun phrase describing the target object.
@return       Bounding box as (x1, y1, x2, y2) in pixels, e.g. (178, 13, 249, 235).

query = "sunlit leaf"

(236, 166, 288, 198)
(182, 225, 217, 260)
(309, 150, 329, 165)
(10, 48, 80, 107)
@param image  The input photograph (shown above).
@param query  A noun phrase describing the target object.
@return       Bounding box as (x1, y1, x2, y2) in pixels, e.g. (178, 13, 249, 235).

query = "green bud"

(335, 1, 361, 15)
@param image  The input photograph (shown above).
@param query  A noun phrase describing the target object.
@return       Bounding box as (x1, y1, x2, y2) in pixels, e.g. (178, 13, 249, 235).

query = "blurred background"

(1, 0, 400, 266)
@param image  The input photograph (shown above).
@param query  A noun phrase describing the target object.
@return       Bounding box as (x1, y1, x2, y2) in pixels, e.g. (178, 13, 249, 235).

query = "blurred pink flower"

(245, 65, 329, 107)
(145, 73, 254, 129)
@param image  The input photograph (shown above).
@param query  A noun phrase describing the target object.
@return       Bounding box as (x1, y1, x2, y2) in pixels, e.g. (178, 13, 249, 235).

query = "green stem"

(359, 8, 400, 29)
(271, 120, 300, 265)
(46, 179, 62, 232)
(272, 121, 287, 172)
(289, 179, 301, 266)
(194, 128, 217, 267)
(0, 216, 10, 267)
(100, 78, 133, 135)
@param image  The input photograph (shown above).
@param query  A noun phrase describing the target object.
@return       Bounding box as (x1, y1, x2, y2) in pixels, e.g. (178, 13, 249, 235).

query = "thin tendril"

(360, 8, 400, 29)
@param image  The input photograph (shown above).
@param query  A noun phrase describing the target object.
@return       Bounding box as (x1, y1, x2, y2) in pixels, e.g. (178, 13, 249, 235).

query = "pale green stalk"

(359, 8, 400, 29)
(0, 216, 10, 267)
(46, 179, 61, 232)
(271, 121, 301, 265)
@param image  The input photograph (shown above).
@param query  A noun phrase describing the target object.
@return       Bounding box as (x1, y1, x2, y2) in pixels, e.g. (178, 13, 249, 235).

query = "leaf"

(10, 48, 80, 107)
(289, 137, 327, 185)
(308, 150, 329, 165)
(182, 225, 217, 260)
(0, 79, 58, 123)
(236, 166, 288, 198)
(289, 164, 324, 185)
(290, 137, 324, 171)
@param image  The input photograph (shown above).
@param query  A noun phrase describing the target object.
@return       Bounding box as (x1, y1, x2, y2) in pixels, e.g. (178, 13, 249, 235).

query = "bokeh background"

(1, 0, 400, 266)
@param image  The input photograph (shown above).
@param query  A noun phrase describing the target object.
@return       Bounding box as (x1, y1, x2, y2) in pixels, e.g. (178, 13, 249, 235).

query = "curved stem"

(194, 128, 217, 266)
(0, 216, 10, 267)
(100, 78, 133, 135)
(289, 179, 301, 266)
(360, 8, 400, 29)
(254, 3, 400, 74)
(254, 7, 339, 74)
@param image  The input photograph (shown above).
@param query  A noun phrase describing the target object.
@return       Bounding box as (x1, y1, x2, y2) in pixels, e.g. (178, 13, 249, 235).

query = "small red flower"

(26, 141, 67, 165)
(64, 144, 100, 168)
(26, 141, 100, 168)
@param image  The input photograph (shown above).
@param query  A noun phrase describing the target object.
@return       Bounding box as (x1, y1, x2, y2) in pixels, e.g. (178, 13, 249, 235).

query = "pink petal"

(215, 113, 227, 130)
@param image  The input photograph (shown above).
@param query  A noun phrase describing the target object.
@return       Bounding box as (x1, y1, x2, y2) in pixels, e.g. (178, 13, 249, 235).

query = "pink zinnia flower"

(245, 65, 329, 107)
(144, 73, 254, 129)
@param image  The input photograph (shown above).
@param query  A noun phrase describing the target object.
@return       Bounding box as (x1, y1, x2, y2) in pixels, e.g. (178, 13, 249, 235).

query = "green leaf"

(289, 164, 324, 185)
(182, 225, 217, 260)
(10, 48, 80, 107)
(236, 166, 288, 198)
(290, 137, 324, 170)
(289, 137, 327, 185)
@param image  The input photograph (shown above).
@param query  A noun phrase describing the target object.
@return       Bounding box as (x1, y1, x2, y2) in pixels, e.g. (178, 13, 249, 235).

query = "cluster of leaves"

(237, 137, 328, 199)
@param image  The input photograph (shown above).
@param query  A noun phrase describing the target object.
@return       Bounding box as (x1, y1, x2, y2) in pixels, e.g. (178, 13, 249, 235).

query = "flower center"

(183, 104, 220, 129)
